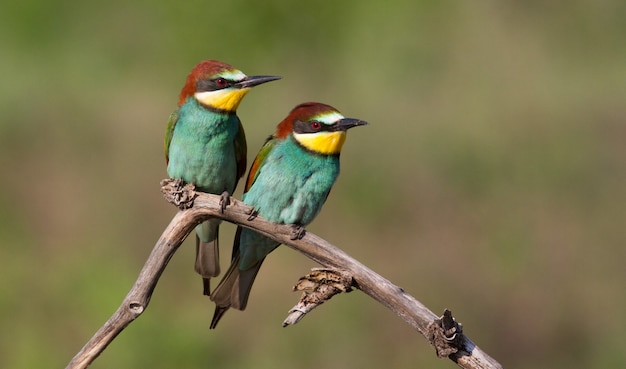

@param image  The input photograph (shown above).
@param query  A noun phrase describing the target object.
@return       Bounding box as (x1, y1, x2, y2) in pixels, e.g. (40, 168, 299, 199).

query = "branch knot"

(128, 301, 145, 315)
(160, 178, 197, 210)
(282, 268, 353, 327)
(428, 309, 465, 358)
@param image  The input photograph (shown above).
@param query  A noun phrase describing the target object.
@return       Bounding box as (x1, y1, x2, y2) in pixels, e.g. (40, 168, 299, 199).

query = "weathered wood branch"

(66, 187, 503, 369)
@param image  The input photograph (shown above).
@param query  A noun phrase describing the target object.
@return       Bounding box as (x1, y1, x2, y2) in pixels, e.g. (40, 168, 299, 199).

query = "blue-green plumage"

(210, 102, 367, 328)
(238, 134, 339, 269)
(167, 98, 242, 193)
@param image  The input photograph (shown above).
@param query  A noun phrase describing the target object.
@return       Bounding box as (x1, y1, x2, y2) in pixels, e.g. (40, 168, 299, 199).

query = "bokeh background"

(1, 1, 625, 368)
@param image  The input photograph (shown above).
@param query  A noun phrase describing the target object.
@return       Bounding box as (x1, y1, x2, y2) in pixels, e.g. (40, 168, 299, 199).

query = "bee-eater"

(164, 60, 280, 296)
(209, 102, 367, 328)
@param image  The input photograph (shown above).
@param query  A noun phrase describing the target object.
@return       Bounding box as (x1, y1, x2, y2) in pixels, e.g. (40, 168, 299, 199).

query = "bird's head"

(178, 60, 280, 112)
(276, 102, 368, 155)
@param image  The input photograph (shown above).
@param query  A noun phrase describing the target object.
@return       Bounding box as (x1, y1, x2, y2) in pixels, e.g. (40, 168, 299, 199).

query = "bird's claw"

(290, 225, 306, 240)
(246, 208, 259, 221)
(219, 191, 230, 214)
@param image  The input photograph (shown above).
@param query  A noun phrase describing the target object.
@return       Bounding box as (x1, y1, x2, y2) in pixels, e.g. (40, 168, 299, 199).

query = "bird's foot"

(290, 225, 306, 240)
(282, 268, 353, 327)
(245, 208, 259, 221)
(219, 191, 231, 214)
(160, 178, 197, 210)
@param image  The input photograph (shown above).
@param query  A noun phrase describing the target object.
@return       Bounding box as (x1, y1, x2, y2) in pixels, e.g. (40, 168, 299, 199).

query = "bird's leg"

(219, 191, 231, 214)
(290, 225, 306, 240)
(160, 178, 197, 210)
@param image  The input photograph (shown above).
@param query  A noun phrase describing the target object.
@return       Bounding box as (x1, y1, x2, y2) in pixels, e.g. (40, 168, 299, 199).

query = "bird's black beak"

(235, 75, 281, 89)
(334, 118, 368, 131)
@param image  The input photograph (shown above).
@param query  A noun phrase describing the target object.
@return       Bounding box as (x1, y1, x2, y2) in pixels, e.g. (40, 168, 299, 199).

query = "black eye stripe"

(196, 78, 235, 92)
(293, 119, 334, 134)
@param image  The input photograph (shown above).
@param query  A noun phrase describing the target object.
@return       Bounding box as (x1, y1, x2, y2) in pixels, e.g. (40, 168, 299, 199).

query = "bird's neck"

(194, 88, 250, 113)
(185, 96, 238, 116)
(291, 131, 346, 156)
(178, 98, 240, 134)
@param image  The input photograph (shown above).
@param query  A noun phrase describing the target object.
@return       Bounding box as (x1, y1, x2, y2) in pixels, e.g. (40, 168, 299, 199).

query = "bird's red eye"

(310, 121, 321, 130)
(216, 78, 228, 87)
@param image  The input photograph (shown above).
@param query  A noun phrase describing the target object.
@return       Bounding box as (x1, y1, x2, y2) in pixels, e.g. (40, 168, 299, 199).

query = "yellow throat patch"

(194, 88, 250, 112)
(293, 131, 347, 155)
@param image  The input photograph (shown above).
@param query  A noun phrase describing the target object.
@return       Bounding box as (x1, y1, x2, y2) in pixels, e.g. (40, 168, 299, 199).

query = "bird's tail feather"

(209, 251, 264, 329)
(195, 220, 221, 296)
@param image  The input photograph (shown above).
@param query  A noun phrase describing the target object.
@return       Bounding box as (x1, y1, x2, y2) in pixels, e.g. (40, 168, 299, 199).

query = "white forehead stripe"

(314, 111, 345, 125)
(220, 69, 247, 81)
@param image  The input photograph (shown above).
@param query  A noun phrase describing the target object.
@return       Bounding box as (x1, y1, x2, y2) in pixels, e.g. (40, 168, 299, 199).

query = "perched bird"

(209, 102, 367, 328)
(164, 60, 280, 295)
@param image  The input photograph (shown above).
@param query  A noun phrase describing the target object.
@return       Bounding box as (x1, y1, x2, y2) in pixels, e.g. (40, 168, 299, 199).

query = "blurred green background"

(1, 0, 625, 368)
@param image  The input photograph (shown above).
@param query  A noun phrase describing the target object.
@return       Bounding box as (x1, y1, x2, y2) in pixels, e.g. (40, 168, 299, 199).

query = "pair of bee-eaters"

(164, 60, 367, 328)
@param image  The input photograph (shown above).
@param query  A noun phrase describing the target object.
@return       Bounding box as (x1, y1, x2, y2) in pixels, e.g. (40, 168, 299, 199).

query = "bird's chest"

(167, 111, 239, 191)
(244, 142, 339, 225)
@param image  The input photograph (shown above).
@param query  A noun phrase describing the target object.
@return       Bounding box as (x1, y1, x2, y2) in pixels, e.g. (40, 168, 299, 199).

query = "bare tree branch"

(66, 186, 503, 369)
